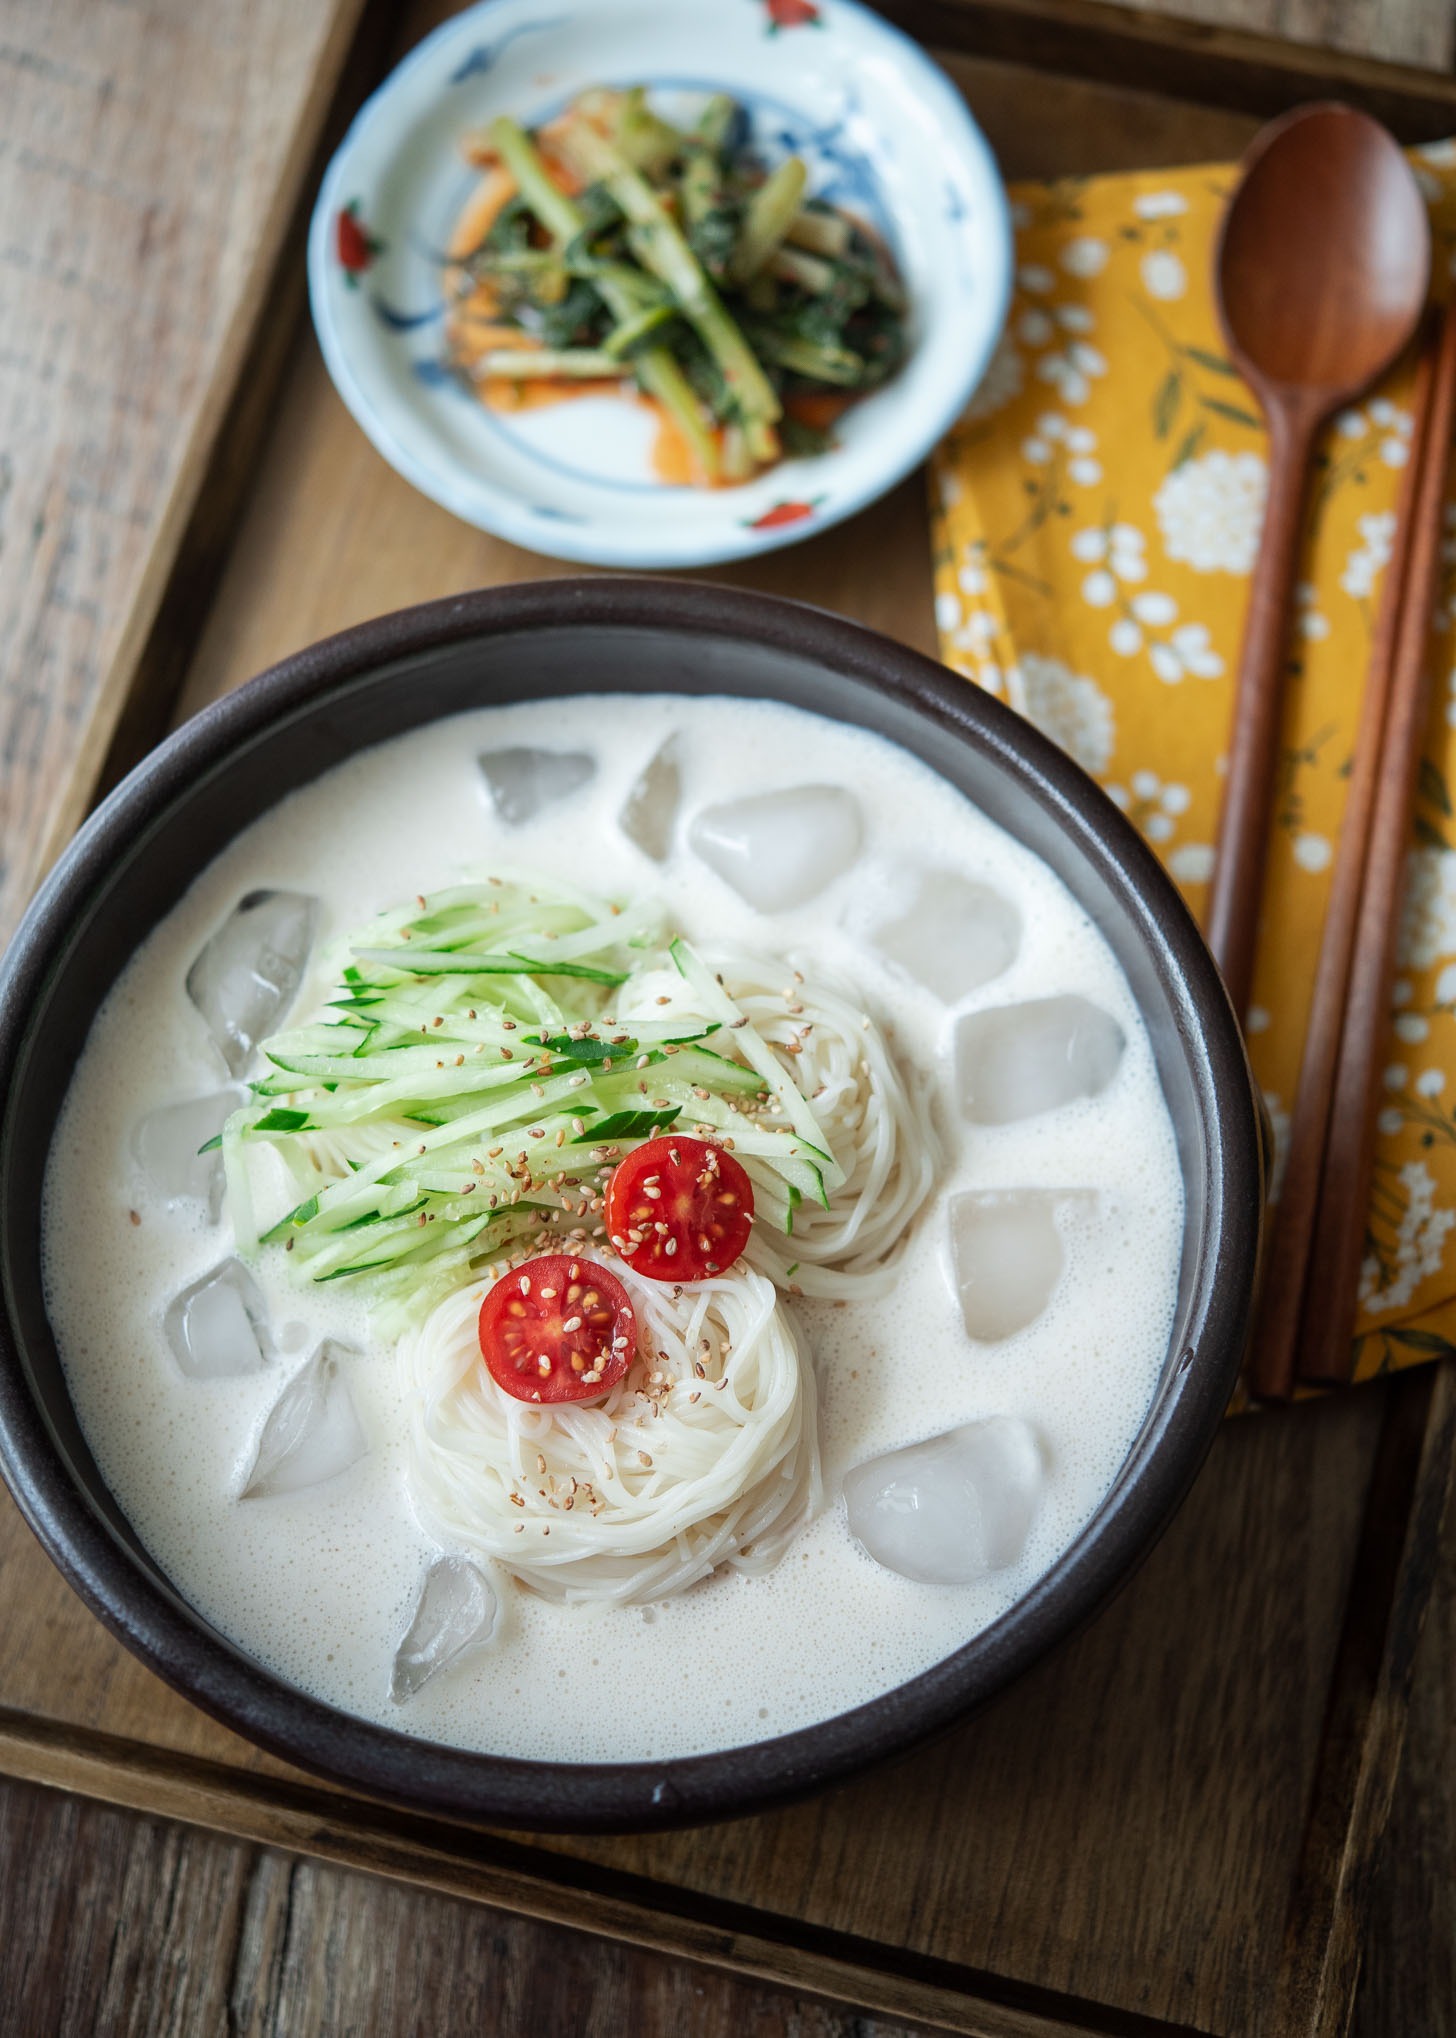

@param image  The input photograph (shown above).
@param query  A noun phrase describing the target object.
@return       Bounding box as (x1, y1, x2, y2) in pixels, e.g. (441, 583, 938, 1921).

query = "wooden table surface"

(4, 1, 1456, 2032)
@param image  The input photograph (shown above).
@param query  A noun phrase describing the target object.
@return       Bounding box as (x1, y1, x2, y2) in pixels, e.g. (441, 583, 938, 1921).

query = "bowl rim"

(0, 577, 1262, 1832)
(305, 0, 1014, 569)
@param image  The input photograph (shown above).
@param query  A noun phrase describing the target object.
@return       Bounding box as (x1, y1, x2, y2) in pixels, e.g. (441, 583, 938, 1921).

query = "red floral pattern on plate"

(336, 201, 384, 281)
(746, 498, 821, 529)
(764, 0, 821, 27)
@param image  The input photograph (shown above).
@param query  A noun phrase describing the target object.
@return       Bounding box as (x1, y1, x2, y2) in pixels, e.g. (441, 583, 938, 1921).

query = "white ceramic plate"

(307, 0, 1012, 568)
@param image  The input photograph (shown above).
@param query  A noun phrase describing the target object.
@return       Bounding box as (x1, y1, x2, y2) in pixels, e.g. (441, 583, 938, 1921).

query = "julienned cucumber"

(219, 880, 840, 1328)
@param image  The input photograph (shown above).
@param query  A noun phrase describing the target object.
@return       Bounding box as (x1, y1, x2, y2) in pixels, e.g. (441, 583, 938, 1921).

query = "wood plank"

(0, 1776, 921, 2038)
(1350, 1377, 1456, 2037)
(0, 0, 367, 953)
(0, 1772, 250, 2035)
(0, 14, 1448, 2038)
(0, 1718, 1179, 2038)
(1113, 0, 1456, 71)
(1274, 1364, 1456, 2036)
(877, 0, 1456, 137)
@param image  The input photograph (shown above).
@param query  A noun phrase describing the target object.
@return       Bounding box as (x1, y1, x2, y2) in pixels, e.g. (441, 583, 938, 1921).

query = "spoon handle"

(1204, 400, 1318, 1019)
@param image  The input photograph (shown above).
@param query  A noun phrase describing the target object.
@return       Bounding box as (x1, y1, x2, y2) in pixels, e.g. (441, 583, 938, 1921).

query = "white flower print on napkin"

(1153, 449, 1268, 573)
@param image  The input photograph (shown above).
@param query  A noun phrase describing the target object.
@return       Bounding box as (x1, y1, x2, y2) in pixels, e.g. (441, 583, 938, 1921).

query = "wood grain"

(1351, 1373, 1456, 2038)
(0, 0, 366, 953)
(877, 0, 1456, 138)
(0, 1778, 923, 2038)
(1275, 1365, 1456, 2035)
(2, 7, 1455, 2036)
(1115, 0, 1456, 68)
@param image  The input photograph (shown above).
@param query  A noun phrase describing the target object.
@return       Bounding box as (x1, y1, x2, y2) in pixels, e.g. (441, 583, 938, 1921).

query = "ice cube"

(187, 889, 318, 1076)
(620, 736, 681, 861)
(955, 996, 1125, 1125)
(689, 785, 863, 912)
(949, 1190, 1092, 1341)
(390, 1555, 499, 1702)
(242, 1340, 368, 1498)
(871, 871, 1020, 1002)
(844, 1416, 1044, 1585)
(164, 1258, 271, 1378)
(132, 1088, 244, 1219)
(480, 746, 595, 826)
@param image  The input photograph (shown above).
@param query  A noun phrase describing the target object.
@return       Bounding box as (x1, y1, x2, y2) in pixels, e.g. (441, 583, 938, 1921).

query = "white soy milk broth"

(42, 694, 1184, 1763)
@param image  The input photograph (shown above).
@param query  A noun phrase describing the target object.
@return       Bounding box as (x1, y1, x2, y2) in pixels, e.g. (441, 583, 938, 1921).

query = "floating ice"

(955, 995, 1125, 1125)
(844, 1417, 1045, 1585)
(242, 1340, 368, 1498)
(480, 745, 595, 826)
(871, 871, 1020, 1003)
(164, 1258, 271, 1378)
(620, 736, 681, 861)
(949, 1190, 1092, 1342)
(187, 890, 318, 1076)
(390, 1555, 500, 1702)
(132, 1088, 243, 1219)
(689, 785, 863, 913)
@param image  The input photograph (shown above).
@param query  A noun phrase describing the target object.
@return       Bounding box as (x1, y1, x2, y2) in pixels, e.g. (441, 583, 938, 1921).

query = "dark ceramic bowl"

(0, 579, 1264, 1833)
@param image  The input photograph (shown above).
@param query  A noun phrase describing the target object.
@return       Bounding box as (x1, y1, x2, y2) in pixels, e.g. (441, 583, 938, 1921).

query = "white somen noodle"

(621, 948, 941, 1300)
(400, 1259, 821, 1605)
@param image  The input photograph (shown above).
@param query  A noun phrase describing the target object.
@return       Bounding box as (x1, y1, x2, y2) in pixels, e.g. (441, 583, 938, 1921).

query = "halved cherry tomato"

(605, 1136, 754, 1283)
(478, 1254, 635, 1404)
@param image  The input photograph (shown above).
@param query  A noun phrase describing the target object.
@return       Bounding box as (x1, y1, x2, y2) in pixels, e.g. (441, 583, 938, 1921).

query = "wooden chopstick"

(1249, 318, 1441, 1402)
(1291, 298, 1456, 1388)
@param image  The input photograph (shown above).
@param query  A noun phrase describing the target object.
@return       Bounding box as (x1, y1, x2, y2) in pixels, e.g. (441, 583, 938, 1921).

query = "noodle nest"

(401, 1259, 822, 1605)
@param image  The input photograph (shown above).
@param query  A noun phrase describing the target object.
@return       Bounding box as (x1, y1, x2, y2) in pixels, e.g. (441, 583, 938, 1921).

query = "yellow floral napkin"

(929, 143, 1456, 1389)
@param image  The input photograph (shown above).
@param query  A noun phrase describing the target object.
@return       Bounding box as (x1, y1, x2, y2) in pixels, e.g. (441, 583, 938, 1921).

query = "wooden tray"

(6, 5, 1456, 2033)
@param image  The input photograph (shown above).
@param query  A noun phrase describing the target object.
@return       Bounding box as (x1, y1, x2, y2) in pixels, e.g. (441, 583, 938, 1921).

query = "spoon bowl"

(1206, 103, 1430, 1018)
(1218, 104, 1430, 398)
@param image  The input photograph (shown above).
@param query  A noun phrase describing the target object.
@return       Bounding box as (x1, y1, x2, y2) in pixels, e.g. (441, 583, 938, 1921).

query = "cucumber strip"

(573, 1107, 679, 1142)
(351, 948, 629, 987)
(261, 1044, 534, 1087)
(308, 1212, 497, 1281)
(255, 1061, 552, 1130)
(627, 1044, 762, 1095)
(299, 1078, 595, 1215)
(261, 1192, 319, 1244)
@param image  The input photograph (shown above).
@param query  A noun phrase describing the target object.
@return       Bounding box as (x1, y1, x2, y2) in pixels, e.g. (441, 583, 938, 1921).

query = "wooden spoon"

(1208, 103, 1430, 1020)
